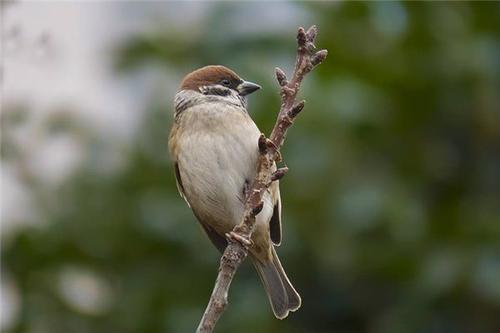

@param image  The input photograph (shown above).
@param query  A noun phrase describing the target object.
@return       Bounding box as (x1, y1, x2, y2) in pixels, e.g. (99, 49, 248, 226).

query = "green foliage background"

(2, 2, 500, 333)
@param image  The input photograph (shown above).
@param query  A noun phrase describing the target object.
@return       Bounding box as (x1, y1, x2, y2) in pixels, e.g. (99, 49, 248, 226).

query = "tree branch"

(196, 25, 327, 333)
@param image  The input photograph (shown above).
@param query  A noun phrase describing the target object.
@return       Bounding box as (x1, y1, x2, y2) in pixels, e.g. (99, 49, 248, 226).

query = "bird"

(168, 65, 301, 319)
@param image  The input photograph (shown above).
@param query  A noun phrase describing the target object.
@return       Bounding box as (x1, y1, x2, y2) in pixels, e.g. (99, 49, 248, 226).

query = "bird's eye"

(221, 79, 231, 86)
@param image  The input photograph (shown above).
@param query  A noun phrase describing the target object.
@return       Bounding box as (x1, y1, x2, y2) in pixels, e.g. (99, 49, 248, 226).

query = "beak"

(237, 80, 261, 96)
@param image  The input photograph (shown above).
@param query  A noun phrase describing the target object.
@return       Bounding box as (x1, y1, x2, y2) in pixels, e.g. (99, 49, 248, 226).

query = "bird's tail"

(251, 248, 301, 319)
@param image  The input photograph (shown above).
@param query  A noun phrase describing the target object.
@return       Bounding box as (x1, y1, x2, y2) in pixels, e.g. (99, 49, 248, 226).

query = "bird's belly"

(177, 114, 261, 232)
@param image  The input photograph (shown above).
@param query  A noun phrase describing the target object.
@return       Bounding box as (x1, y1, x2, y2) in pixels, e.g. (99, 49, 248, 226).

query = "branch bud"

(306, 25, 318, 42)
(306, 42, 317, 54)
(266, 138, 278, 151)
(311, 49, 328, 66)
(275, 67, 288, 86)
(288, 100, 305, 118)
(271, 167, 289, 181)
(297, 27, 307, 47)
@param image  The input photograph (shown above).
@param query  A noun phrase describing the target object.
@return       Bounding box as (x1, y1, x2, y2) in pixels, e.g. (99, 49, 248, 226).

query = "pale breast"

(174, 102, 262, 232)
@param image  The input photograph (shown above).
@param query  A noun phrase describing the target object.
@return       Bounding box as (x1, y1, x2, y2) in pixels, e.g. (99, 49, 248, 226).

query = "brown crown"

(180, 65, 242, 91)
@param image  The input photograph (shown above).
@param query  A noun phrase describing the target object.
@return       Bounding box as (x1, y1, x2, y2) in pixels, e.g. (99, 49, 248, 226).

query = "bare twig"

(196, 25, 327, 333)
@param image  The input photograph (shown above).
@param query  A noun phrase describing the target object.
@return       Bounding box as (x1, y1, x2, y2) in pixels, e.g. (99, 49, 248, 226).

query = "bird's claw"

(225, 232, 253, 247)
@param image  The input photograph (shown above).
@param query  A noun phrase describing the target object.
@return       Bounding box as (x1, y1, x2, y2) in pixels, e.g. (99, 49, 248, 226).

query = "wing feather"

(174, 161, 227, 252)
(174, 162, 190, 207)
(269, 183, 282, 245)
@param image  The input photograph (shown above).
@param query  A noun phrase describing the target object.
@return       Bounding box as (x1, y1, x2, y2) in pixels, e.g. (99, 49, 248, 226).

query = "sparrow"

(168, 65, 301, 319)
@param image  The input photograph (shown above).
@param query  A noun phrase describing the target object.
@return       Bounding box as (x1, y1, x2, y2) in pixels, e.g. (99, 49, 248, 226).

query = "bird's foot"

(226, 231, 253, 248)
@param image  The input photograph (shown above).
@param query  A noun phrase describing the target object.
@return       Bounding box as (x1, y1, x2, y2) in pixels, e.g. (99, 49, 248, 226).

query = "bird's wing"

(174, 162, 190, 208)
(269, 181, 282, 246)
(174, 160, 228, 252)
(169, 122, 230, 253)
(169, 123, 191, 207)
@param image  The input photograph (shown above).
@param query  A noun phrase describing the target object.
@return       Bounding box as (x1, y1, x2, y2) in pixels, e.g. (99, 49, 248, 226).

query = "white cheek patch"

(174, 88, 247, 120)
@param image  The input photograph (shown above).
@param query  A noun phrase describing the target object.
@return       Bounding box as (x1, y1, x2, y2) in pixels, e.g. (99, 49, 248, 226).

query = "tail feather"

(273, 250, 301, 312)
(251, 248, 301, 319)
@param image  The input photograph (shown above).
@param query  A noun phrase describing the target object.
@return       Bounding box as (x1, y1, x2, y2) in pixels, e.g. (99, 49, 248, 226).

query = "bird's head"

(180, 65, 261, 97)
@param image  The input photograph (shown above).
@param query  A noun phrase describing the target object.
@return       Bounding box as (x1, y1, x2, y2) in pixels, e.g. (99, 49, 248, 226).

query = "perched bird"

(168, 65, 301, 319)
